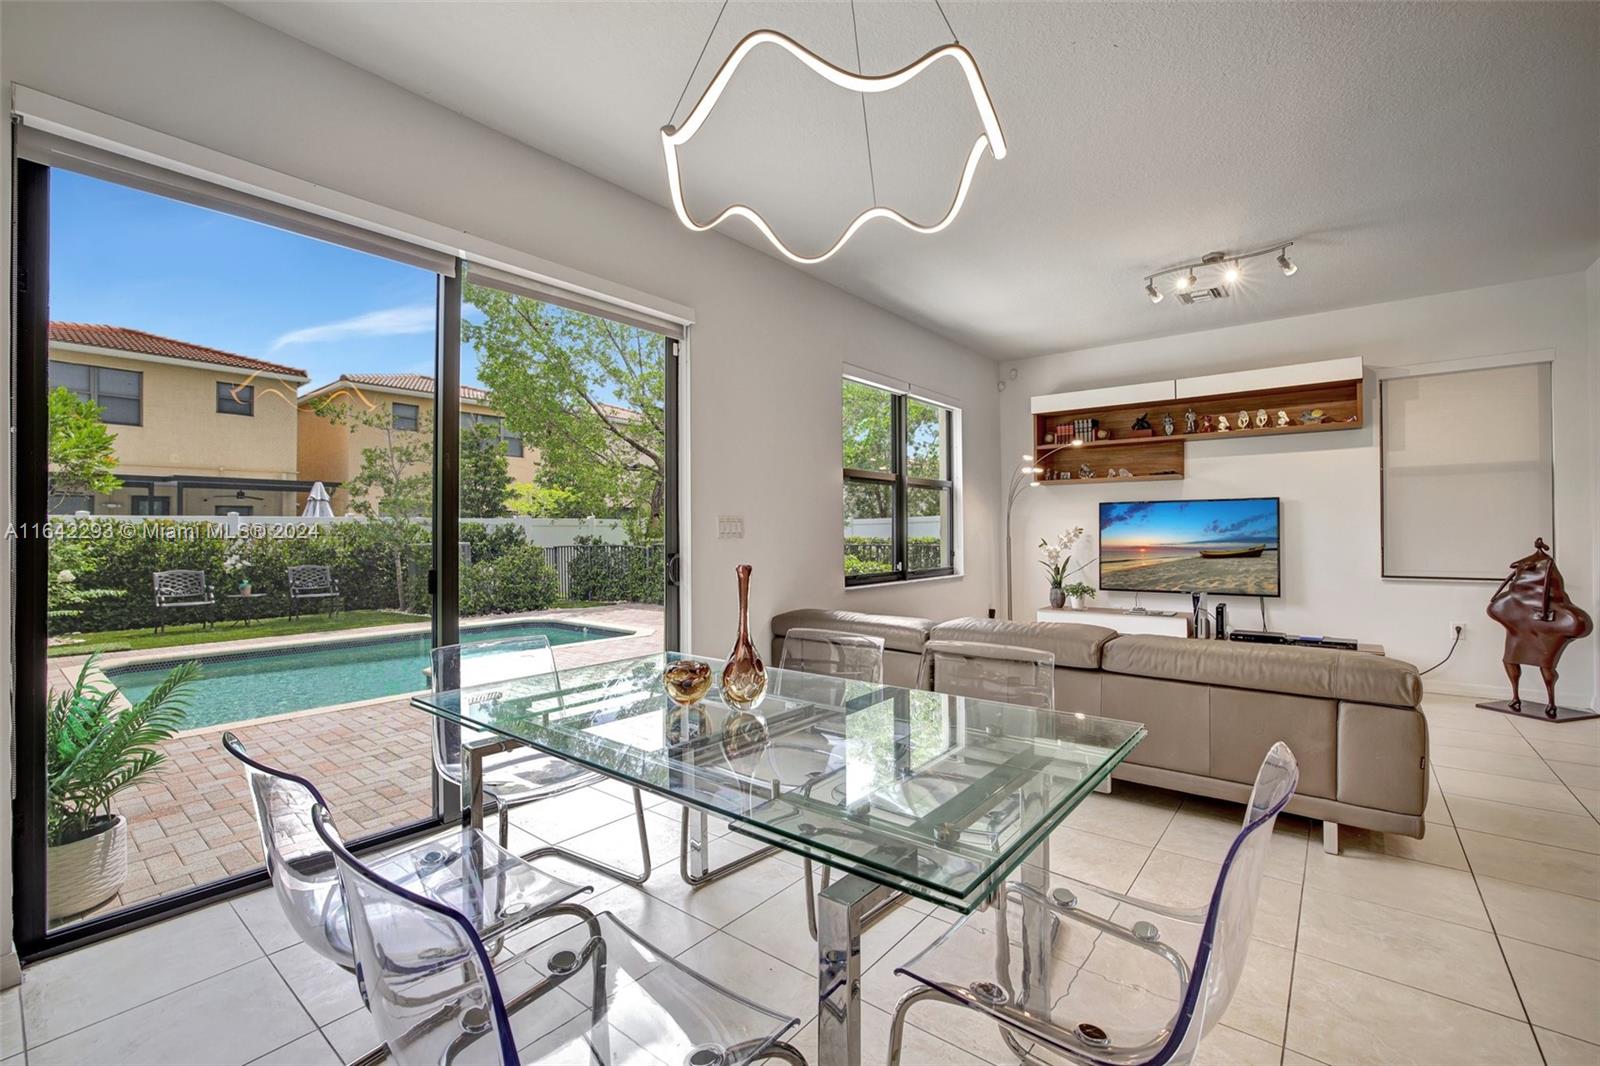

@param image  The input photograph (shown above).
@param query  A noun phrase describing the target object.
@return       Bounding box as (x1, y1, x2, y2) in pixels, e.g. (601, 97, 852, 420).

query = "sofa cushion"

(1102, 635, 1422, 708)
(929, 617, 1117, 670)
(770, 608, 933, 655)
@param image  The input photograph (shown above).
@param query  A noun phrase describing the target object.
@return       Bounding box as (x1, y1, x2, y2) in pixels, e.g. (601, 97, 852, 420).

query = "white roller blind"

(16, 125, 457, 277)
(1381, 362, 1554, 579)
(465, 263, 684, 340)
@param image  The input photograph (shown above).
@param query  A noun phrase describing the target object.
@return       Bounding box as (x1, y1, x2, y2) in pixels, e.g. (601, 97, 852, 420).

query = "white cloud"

(269, 305, 434, 352)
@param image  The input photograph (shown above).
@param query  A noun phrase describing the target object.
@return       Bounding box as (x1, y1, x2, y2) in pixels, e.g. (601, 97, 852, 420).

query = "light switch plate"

(716, 515, 744, 539)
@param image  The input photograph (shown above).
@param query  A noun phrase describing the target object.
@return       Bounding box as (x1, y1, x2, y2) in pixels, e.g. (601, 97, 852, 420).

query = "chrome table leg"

(677, 805, 778, 886)
(816, 873, 893, 1065)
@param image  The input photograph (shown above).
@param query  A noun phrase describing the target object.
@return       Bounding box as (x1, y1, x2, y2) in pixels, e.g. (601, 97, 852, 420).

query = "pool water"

(105, 620, 632, 729)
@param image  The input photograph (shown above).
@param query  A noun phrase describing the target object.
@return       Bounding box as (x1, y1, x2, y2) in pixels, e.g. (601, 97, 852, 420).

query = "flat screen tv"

(1098, 498, 1282, 597)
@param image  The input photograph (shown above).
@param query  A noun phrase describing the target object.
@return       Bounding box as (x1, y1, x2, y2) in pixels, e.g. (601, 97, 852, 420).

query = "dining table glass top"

(413, 653, 1145, 911)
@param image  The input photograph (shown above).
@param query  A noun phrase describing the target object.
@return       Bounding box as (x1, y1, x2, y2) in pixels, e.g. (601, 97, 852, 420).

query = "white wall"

(1001, 273, 1598, 705)
(0, 0, 1001, 656)
(1589, 257, 1600, 704)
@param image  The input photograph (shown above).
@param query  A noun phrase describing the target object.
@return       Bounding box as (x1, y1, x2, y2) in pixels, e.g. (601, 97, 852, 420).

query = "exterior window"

(217, 381, 254, 416)
(502, 434, 524, 458)
(47, 493, 93, 515)
(392, 402, 420, 431)
(215, 504, 253, 516)
(463, 412, 523, 456)
(48, 360, 142, 425)
(131, 496, 172, 516)
(842, 377, 957, 585)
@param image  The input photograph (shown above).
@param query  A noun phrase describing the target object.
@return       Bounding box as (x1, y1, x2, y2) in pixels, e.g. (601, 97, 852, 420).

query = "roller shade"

(16, 124, 457, 277)
(465, 262, 685, 340)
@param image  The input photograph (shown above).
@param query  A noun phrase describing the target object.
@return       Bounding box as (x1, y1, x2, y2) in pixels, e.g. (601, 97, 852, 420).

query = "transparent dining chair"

(887, 741, 1301, 1066)
(310, 802, 807, 1066)
(917, 638, 1056, 709)
(224, 732, 589, 1066)
(432, 635, 652, 885)
(777, 626, 886, 683)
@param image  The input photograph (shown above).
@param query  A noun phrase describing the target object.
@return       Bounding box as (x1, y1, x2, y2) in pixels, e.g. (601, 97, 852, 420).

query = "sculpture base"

(1476, 699, 1600, 724)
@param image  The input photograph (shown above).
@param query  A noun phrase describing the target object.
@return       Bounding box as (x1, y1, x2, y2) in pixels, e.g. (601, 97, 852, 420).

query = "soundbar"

(1229, 629, 1359, 651)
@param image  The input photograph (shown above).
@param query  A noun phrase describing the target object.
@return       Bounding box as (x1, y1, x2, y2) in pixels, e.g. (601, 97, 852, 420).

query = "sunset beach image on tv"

(1098, 498, 1282, 597)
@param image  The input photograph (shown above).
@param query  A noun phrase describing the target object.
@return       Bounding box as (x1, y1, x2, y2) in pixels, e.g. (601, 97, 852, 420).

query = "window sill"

(844, 571, 964, 591)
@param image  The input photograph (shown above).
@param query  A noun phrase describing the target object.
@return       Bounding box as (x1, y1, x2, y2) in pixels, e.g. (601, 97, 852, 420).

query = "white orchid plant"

(1039, 526, 1094, 590)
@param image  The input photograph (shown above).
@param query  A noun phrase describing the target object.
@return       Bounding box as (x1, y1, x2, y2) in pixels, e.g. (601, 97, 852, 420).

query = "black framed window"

(843, 377, 957, 585)
(216, 381, 254, 415)
(462, 411, 523, 457)
(131, 496, 172, 515)
(48, 359, 142, 425)
(392, 401, 420, 431)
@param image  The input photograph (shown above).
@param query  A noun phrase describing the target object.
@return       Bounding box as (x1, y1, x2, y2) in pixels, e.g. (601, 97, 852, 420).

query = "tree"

(48, 386, 122, 503)
(463, 285, 666, 533)
(507, 482, 583, 518)
(314, 398, 433, 610)
(460, 422, 513, 518)
(841, 380, 944, 520)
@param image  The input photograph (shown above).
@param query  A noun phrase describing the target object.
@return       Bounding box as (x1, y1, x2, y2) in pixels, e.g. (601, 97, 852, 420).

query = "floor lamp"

(1005, 444, 1071, 620)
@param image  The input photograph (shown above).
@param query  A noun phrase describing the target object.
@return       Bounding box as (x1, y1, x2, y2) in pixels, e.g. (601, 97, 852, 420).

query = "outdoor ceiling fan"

(230, 489, 264, 502)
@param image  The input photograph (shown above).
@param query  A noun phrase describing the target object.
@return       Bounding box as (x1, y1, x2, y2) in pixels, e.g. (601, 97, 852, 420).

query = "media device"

(1230, 630, 1359, 651)
(1099, 498, 1282, 597)
(1214, 602, 1228, 640)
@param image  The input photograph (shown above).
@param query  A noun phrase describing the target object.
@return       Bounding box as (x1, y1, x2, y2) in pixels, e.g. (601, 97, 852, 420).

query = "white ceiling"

(229, 1, 1599, 360)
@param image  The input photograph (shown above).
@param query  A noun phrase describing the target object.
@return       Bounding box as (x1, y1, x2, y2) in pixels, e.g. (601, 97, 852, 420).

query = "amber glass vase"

(721, 564, 768, 709)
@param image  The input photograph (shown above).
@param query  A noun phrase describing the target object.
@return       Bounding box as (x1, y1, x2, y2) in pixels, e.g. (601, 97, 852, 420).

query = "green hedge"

(843, 535, 944, 574)
(461, 543, 561, 616)
(568, 535, 663, 604)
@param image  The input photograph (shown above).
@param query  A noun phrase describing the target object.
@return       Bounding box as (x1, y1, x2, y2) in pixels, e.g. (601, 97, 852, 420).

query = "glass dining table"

(412, 652, 1146, 1063)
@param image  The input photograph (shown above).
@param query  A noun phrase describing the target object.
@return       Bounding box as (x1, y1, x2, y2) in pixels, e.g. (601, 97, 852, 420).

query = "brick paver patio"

(49, 604, 663, 925)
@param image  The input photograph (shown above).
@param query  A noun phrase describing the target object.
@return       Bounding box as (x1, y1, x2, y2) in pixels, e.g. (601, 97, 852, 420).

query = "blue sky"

(1100, 499, 1280, 548)
(49, 169, 490, 389)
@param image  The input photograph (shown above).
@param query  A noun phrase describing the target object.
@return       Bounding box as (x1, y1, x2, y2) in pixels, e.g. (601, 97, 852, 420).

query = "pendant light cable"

(668, 0, 731, 128)
(850, 0, 879, 207)
(932, 0, 959, 43)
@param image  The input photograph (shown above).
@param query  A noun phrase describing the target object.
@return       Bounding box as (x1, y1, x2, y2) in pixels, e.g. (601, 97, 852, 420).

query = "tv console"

(1036, 606, 1191, 638)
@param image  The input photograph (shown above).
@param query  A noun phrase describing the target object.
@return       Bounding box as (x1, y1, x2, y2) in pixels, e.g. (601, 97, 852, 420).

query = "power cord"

(1259, 595, 1268, 631)
(1420, 625, 1464, 676)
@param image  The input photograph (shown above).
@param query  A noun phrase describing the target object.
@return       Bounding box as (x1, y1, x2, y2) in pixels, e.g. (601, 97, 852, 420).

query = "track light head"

(1174, 271, 1196, 292)
(1145, 280, 1163, 304)
(1277, 249, 1297, 276)
(1223, 261, 1240, 285)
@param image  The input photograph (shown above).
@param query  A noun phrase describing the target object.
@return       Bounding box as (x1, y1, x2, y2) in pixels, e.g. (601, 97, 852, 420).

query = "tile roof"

(332, 373, 489, 402)
(49, 322, 308, 378)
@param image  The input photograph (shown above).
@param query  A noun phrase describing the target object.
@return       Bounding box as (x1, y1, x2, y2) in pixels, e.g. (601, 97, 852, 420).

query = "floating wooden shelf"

(1030, 358, 1365, 484)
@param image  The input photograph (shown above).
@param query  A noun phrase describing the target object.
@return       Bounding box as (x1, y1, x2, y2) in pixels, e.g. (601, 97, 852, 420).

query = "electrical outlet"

(716, 515, 744, 539)
(1449, 622, 1466, 639)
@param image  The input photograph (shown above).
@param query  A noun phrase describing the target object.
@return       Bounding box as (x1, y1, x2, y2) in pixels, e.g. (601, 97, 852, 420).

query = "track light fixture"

(1142, 241, 1299, 306)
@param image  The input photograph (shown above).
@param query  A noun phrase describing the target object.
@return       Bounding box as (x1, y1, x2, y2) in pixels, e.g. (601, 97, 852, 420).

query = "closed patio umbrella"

(302, 481, 334, 519)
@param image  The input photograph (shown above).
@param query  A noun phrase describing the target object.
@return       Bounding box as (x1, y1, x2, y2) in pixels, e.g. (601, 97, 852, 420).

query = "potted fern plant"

(46, 657, 198, 919)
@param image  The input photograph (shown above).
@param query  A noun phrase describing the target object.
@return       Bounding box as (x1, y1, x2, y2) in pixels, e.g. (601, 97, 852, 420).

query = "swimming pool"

(104, 619, 633, 729)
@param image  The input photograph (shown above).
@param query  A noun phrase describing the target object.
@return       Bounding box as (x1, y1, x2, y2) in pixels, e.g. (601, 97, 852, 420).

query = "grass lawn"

(47, 609, 426, 656)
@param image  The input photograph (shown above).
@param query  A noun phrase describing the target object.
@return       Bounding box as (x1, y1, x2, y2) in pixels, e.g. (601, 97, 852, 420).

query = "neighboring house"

(296, 373, 539, 514)
(47, 323, 317, 516)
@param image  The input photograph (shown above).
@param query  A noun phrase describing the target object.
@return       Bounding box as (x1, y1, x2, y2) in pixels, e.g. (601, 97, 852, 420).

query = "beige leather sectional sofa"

(771, 609, 1429, 847)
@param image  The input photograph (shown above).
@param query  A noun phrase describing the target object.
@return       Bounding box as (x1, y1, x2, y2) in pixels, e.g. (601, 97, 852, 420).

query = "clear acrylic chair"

(777, 626, 885, 683)
(917, 638, 1056, 709)
(223, 732, 589, 1066)
(310, 802, 806, 1066)
(432, 635, 652, 885)
(887, 741, 1301, 1066)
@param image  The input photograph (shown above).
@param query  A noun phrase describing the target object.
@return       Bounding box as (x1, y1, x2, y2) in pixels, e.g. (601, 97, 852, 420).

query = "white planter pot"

(47, 815, 128, 920)
(1067, 595, 1085, 610)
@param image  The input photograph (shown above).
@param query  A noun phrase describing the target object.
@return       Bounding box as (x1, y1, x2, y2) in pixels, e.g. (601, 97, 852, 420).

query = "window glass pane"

(844, 480, 895, 577)
(49, 360, 91, 397)
(98, 395, 140, 425)
(217, 382, 253, 415)
(393, 402, 420, 431)
(843, 379, 893, 472)
(503, 435, 524, 458)
(907, 485, 952, 572)
(906, 399, 949, 480)
(96, 367, 142, 399)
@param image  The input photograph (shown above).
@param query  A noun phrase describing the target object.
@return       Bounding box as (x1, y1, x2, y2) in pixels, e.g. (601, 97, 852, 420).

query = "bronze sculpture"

(1483, 538, 1594, 721)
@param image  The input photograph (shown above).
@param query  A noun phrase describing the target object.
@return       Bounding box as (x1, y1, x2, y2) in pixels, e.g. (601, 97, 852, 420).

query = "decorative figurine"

(1482, 538, 1595, 720)
(1300, 408, 1326, 425)
(1044, 432, 1055, 444)
(1107, 467, 1120, 478)
(721, 564, 767, 709)
(1275, 410, 1290, 428)
(1217, 415, 1232, 432)
(1255, 408, 1269, 428)
(1200, 414, 1215, 433)
(1184, 408, 1198, 434)
(1117, 468, 1133, 478)
(1095, 428, 1111, 440)
(1131, 412, 1151, 432)
(1078, 463, 1096, 479)
(1161, 412, 1176, 436)
(1236, 410, 1250, 429)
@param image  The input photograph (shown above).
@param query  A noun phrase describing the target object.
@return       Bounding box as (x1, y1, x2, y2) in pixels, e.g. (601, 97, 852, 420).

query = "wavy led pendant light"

(660, 4, 1006, 266)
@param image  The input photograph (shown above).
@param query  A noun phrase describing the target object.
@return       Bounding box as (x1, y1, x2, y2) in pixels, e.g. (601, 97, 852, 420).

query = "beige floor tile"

(582, 883, 718, 958)
(318, 1008, 380, 1064)
(230, 889, 303, 955)
(1127, 848, 1301, 949)
(0, 988, 21, 1061)
(724, 878, 922, 975)
(1479, 878, 1600, 960)
(244, 1032, 340, 1066)
(1536, 1027, 1600, 1066)
(1338, 822, 1468, 870)
(1295, 888, 1521, 1017)
(1458, 829, 1600, 900)
(506, 787, 637, 843)
(1285, 955, 1542, 1066)
(1499, 939, 1600, 1045)
(1577, 787, 1600, 820)
(20, 903, 263, 1044)
(1060, 783, 1181, 846)
(1429, 725, 1538, 756)
(638, 845, 800, 927)
(1431, 745, 1561, 782)
(1425, 776, 1455, 824)
(26, 958, 313, 1066)
(266, 942, 362, 1027)
(1303, 847, 1489, 930)
(1509, 715, 1600, 745)
(1156, 798, 1308, 883)
(1045, 825, 1153, 893)
(1422, 704, 1522, 735)
(1550, 760, 1600, 791)
(1219, 939, 1294, 1044)
(671, 932, 816, 1026)
(1445, 794, 1600, 854)
(1434, 766, 1590, 815)
(1527, 737, 1600, 766)
(789, 1001, 989, 1066)
(1282, 1051, 1330, 1066)
(1194, 1025, 1282, 1066)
